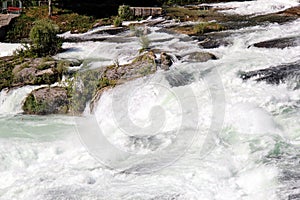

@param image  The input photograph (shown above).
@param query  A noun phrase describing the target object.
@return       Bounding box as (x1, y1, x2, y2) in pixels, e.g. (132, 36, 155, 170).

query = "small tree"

(29, 19, 62, 57)
(113, 16, 122, 27)
(118, 5, 133, 20)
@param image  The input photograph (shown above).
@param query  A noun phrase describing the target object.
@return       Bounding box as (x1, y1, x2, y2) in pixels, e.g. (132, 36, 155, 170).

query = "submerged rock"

(250, 36, 300, 49)
(240, 61, 300, 88)
(23, 87, 69, 115)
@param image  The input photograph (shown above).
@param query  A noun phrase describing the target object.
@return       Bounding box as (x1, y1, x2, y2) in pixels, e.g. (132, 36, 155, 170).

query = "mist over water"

(0, 0, 299, 199)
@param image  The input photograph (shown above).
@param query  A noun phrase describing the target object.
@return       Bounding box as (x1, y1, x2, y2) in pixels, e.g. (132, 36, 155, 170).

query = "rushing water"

(0, 0, 300, 199)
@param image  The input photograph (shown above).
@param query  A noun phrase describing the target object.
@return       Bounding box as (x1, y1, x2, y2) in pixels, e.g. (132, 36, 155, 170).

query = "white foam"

(0, 43, 21, 57)
(207, 0, 299, 16)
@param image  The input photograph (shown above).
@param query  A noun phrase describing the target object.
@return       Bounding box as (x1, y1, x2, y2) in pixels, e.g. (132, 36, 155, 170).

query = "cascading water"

(0, 0, 299, 199)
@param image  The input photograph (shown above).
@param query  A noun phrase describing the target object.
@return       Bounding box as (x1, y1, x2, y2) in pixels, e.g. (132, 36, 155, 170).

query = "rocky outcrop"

(23, 86, 69, 115)
(13, 58, 62, 86)
(0, 57, 66, 90)
(76, 51, 157, 113)
(105, 51, 157, 81)
(186, 51, 217, 62)
(240, 61, 300, 88)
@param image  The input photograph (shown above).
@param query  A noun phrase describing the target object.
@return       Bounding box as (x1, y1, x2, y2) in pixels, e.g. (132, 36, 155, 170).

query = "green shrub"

(113, 16, 123, 27)
(118, 5, 133, 20)
(0, 61, 14, 91)
(29, 19, 62, 57)
(5, 14, 35, 42)
(55, 13, 95, 33)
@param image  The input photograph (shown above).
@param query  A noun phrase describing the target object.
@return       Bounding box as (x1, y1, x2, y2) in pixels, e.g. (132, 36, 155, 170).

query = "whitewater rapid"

(206, 0, 299, 16)
(0, 1, 300, 200)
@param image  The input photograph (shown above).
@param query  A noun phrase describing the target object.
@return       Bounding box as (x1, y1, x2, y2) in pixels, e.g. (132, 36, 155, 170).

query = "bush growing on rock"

(113, 16, 123, 27)
(0, 59, 14, 91)
(118, 5, 133, 20)
(29, 19, 62, 57)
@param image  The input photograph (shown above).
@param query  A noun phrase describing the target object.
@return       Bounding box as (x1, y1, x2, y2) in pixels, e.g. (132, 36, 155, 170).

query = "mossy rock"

(23, 86, 69, 115)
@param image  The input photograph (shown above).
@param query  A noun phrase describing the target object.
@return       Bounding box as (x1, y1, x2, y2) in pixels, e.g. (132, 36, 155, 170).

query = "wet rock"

(198, 38, 223, 49)
(160, 52, 172, 70)
(23, 87, 69, 115)
(108, 51, 157, 80)
(197, 32, 231, 49)
(89, 51, 157, 112)
(277, 6, 300, 17)
(240, 61, 300, 87)
(250, 36, 300, 49)
(186, 52, 217, 62)
(90, 86, 113, 112)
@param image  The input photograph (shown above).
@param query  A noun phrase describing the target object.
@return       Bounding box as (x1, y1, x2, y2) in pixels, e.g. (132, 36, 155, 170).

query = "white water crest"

(207, 0, 299, 16)
(0, 3, 300, 200)
(0, 86, 42, 115)
(0, 43, 21, 57)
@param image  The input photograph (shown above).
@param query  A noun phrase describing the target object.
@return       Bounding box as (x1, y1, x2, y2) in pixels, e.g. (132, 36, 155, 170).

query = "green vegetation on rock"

(0, 59, 15, 91)
(193, 22, 224, 34)
(113, 16, 123, 27)
(22, 87, 69, 115)
(29, 19, 62, 57)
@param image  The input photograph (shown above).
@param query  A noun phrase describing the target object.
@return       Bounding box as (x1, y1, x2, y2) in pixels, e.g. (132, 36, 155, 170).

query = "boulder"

(187, 52, 217, 62)
(23, 87, 69, 115)
(160, 52, 172, 70)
